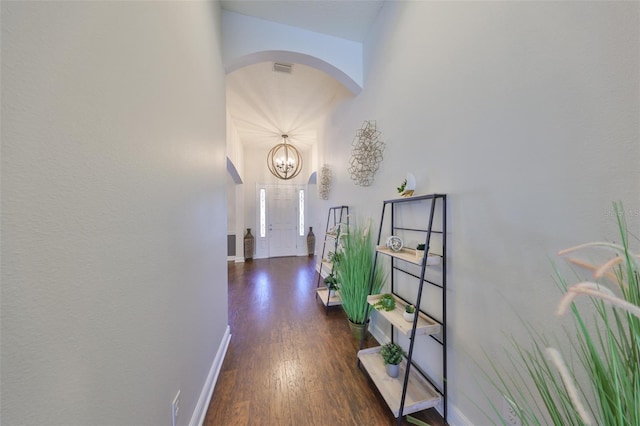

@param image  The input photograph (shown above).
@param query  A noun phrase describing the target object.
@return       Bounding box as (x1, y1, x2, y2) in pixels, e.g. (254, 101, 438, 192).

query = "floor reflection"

(254, 270, 271, 310)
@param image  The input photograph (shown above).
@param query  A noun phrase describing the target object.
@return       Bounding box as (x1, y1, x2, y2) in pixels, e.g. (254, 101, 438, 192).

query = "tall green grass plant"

(486, 202, 639, 425)
(336, 218, 386, 325)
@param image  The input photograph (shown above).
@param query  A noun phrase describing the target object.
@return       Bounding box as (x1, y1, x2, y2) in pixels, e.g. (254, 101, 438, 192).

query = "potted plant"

(403, 304, 416, 322)
(335, 218, 386, 340)
(380, 342, 405, 378)
(323, 273, 339, 297)
(374, 293, 395, 311)
(415, 243, 425, 261)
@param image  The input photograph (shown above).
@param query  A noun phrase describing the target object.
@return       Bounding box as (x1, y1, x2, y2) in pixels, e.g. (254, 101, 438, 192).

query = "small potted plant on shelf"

(374, 293, 396, 311)
(323, 273, 339, 297)
(403, 304, 416, 322)
(380, 342, 406, 378)
(396, 179, 407, 194)
(415, 243, 425, 261)
(396, 175, 415, 197)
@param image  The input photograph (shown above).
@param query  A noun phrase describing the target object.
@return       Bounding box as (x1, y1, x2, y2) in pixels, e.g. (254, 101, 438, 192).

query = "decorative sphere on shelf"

(386, 235, 403, 252)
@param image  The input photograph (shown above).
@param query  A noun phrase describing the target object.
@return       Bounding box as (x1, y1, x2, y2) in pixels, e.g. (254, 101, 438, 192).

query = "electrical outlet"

(502, 395, 521, 426)
(171, 390, 181, 426)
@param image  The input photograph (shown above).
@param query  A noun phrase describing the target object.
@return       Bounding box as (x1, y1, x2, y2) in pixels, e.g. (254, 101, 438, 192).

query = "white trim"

(189, 325, 232, 426)
(234, 256, 245, 263)
(446, 403, 474, 426)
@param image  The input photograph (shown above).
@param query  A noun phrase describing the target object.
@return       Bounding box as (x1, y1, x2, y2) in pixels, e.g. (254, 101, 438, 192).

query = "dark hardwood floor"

(204, 256, 447, 426)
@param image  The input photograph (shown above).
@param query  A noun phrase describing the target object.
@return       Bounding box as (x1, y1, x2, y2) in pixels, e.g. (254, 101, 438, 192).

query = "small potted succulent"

(374, 293, 396, 311)
(403, 304, 416, 322)
(415, 243, 425, 261)
(380, 342, 406, 378)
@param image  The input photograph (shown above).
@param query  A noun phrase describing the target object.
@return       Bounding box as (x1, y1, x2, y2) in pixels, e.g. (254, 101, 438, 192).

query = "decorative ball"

(386, 235, 403, 252)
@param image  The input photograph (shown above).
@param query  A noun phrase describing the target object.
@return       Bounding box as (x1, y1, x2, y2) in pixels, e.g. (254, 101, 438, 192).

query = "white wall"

(322, 1, 639, 424)
(226, 114, 246, 261)
(226, 110, 245, 175)
(1, 2, 228, 425)
(227, 173, 237, 257)
(222, 10, 363, 93)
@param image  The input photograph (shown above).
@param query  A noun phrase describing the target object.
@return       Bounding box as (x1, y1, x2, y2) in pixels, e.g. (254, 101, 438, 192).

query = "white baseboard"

(234, 256, 244, 263)
(446, 403, 474, 426)
(189, 325, 231, 426)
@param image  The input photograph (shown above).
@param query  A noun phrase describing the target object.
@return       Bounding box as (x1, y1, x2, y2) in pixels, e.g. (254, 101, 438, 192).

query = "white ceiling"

(226, 61, 352, 149)
(222, 1, 386, 151)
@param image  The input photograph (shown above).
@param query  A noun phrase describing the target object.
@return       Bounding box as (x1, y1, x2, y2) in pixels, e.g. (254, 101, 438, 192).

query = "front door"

(267, 185, 299, 257)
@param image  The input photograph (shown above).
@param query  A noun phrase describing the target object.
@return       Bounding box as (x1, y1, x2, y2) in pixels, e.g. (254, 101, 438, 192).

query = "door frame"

(254, 183, 308, 259)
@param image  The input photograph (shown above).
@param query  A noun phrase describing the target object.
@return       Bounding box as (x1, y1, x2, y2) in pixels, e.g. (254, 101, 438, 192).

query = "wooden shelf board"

(376, 246, 441, 266)
(367, 294, 441, 337)
(316, 288, 341, 307)
(321, 260, 334, 270)
(358, 346, 441, 417)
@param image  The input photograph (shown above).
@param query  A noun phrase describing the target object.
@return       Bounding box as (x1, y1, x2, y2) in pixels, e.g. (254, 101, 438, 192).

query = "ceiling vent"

(273, 62, 293, 74)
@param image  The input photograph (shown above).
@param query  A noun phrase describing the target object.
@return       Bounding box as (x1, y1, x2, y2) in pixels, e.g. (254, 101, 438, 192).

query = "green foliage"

(336, 218, 386, 325)
(416, 243, 425, 251)
(327, 251, 342, 267)
(397, 179, 407, 193)
(484, 202, 640, 426)
(323, 273, 339, 290)
(405, 304, 416, 314)
(380, 342, 405, 365)
(374, 293, 396, 311)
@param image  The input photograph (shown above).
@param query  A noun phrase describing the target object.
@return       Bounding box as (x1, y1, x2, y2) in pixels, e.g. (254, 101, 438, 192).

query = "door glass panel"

(260, 188, 266, 238)
(299, 189, 304, 236)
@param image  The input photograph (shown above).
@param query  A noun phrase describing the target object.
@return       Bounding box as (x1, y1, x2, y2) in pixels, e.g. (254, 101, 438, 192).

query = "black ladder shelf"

(315, 205, 349, 313)
(358, 194, 447, 425)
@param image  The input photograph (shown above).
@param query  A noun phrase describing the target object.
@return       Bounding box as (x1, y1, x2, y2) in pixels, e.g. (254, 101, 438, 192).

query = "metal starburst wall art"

(348, 120, 385, 186)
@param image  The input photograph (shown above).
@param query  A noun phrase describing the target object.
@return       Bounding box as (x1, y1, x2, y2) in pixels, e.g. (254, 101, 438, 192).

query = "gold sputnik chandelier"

(267, 134, 303, 180)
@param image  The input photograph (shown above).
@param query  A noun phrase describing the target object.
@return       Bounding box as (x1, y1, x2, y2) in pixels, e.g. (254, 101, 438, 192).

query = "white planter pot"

(403, 311, 415, 322)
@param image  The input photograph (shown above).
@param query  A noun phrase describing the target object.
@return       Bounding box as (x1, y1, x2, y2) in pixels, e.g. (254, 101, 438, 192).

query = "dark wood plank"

(204, 257, 447, 426)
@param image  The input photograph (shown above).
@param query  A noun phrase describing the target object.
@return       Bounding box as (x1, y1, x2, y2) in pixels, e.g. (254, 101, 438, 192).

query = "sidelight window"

(259, 188, 266, 238)
(299, 189, 305, 236)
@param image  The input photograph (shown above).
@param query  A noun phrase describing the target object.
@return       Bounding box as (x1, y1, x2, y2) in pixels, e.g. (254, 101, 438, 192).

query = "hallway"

(204, 256, 446, 426)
